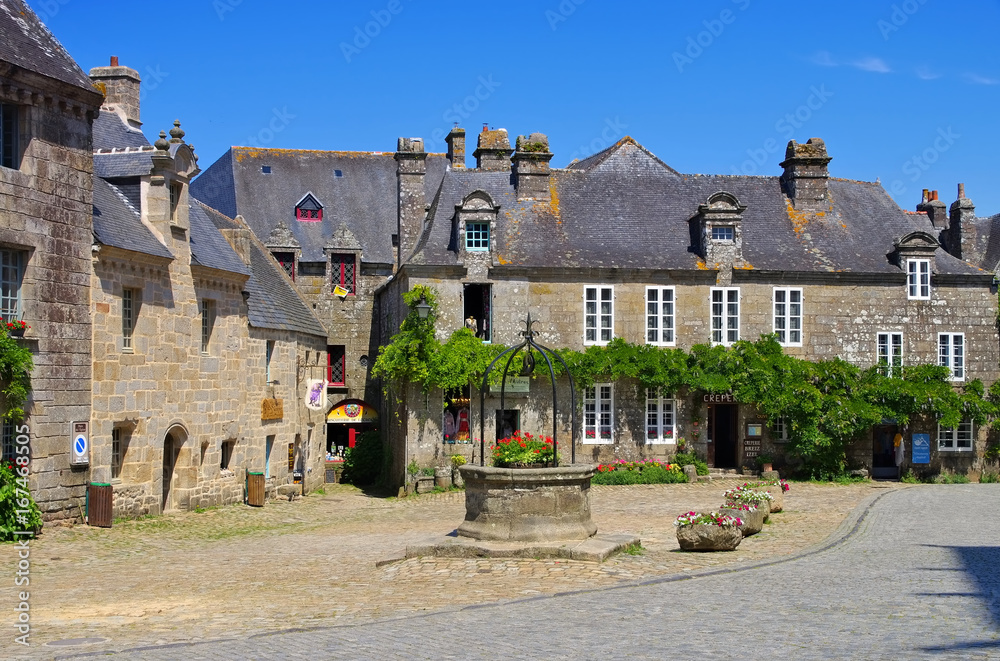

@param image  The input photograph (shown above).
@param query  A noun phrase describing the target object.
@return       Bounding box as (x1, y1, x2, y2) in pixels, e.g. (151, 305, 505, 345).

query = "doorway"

(708, 404, 738, 469)
(496, 409, 520, 441)
(464, 284, 491, 342)
(161, 432, 180, 512)
(872, 424, 899, 479)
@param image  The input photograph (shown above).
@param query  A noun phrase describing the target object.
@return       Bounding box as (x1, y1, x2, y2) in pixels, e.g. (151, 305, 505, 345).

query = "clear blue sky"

(31, 0, 1000, 215)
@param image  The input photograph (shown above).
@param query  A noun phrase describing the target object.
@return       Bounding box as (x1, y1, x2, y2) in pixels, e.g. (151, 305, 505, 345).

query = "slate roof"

(972, 213, 1000, 271)
(94, 151, 153, 179)
(92, 178, 172, 259)
(189, 202, 250, 276)
(192, 147, 449, 263)
(411, 137, 985, 277)
(93, 110, 150, 151)
(0, 0, 97, 93)
(195, 201, 327, 337)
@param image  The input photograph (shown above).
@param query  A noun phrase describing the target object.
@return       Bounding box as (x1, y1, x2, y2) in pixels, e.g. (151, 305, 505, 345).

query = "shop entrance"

(872, 424, 900, 479)
(708, 404, 738, 469)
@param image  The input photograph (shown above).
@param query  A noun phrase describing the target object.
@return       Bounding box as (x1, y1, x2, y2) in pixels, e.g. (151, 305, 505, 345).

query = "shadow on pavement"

(917, 544, 1000, 652)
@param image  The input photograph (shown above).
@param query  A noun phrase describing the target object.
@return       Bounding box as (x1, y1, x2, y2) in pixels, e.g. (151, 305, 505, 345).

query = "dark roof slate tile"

(93, 110, 150, 150)
(0, 0, 97, 92)
(92, 178, 172, 259)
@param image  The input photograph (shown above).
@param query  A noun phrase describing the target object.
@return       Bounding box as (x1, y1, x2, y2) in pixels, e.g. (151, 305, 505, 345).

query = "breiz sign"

(261, 398, 284, 421)
(703, 393, 735, 404)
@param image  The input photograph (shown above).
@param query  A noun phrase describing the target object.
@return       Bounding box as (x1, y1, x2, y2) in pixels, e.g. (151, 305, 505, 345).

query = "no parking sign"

(70, 421, 89, 466)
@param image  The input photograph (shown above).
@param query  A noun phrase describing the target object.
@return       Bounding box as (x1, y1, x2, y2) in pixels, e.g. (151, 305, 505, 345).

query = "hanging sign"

(327, 400, 379, 423)
(489, 377, 529, 395)
(305, 379, 327, 411)
(262, 398, 284, 421)
(912, 433, 930, 464)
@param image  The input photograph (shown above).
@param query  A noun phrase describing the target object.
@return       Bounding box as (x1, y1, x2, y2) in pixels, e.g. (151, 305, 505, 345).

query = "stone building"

(87, 61, 329, 517)
(0, 0, 103, 520)
(191, 145, 448, 454)
(378, 128, 999, 482)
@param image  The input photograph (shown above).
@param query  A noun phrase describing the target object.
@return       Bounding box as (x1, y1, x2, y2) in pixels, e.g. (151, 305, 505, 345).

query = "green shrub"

(1, 460, 42, 542)
(673, 451, 708, 476)
(592, 468, 640, 485)
(591, 461, 687, 485)
(979, 471, 1000, 484)
(932, 472, 971, 484)
(341, 430, 383, 486)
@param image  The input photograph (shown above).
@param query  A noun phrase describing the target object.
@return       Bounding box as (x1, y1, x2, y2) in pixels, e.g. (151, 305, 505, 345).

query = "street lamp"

(415, 295, 431, 319)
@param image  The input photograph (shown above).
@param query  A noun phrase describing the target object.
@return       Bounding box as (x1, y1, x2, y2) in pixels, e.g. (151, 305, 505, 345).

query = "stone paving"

(0, 479, 932, 659)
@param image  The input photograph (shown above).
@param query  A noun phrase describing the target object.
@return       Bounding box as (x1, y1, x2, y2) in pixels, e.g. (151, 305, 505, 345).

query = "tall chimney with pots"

(473, 127, 512, 171)
(921, 190, 948, 229)
(89, 56, 142, 128)
(446, 126, 466, 169)
(395, 137, 427, 267)
(512, 133, 553, 200)
(780, 138, 832, 212)
(946, 183, 976, 260)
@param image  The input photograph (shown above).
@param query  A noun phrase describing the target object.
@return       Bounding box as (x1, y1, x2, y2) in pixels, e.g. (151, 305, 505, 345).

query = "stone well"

(457, 464, 599, 542)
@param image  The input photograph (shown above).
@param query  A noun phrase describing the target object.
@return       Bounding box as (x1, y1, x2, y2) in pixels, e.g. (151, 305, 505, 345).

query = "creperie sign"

(703, 393, 735, 404)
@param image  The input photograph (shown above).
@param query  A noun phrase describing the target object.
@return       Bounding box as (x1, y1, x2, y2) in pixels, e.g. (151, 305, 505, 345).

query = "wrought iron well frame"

(478, 314, 576, 466)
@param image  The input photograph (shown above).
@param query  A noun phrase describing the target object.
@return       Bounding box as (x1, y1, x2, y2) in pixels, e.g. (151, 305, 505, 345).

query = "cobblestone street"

(0, 480, 895, 658)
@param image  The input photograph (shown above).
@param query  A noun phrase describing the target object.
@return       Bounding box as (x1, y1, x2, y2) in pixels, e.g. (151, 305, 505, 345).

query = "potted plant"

(723, 487, 774, 522)
(5, 320, 28, 338)
(719, 501, 763, 536)
(757, 453, 774, 473)
(450, 454, 467, 488)
(416, 466, 436, 493)
(674, 511, 743, 551)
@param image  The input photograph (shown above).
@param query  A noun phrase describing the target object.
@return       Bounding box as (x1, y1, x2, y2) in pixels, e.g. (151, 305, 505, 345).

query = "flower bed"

(674, 511, 743, 551)
(738, 479, 787, 512)
(591, 460, 687, 485)
(720, 502, 764, 536)
(723, 488, 773, 522)
(491, 431, 555, 468)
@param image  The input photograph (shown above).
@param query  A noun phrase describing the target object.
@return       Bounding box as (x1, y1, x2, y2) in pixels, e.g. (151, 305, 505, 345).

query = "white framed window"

(710, 287, 740, 345)
(583, 384, 614, 444)
(0, 249, 25, 322)
(773, 288, 802, 346)
(584, 286, 613, 345)
(938, 420, 973, 451)
(645, 388, 675, 444)
(646, 287, 675, 346)
(877, 332, 903, 377)
(711, 226, 734, 241)
(939, 333, 965, 381)
(907, 259, 930, 300)
(772, 418, 790, 443)
(465, 222, 490, 251)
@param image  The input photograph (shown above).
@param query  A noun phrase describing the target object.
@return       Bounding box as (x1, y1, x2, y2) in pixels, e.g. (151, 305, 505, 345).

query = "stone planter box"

(457, 464, 598, 542)
(434, 466, 452, 489)
(676, 524, 742, 551)
(415, 475, 436, 494)
(720, 506, 763, 536)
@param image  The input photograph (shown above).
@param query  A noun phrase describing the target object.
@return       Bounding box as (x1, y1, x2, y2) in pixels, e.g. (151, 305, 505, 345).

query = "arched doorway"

(161, 426, 186, 513)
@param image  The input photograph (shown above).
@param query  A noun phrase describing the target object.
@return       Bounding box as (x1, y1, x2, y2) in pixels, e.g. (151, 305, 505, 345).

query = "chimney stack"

(780, 138, 832, 212)
(446, 126, 466, 169)
(89, 56, 142, 128)
(473, 127, 512, 171)
(395, 137, 427, 267)
(512, 133, 553, 200)
(946, 183, 976, 260)
(917, 189, 949, 229)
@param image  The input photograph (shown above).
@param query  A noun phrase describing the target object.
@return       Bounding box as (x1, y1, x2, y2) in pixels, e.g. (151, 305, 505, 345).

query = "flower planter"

(415, 475, 436, 494)
(434, 466, 452, 489)
(8, 328, 24, 338)
(721, 506, 763, 536)
(675, 524, 743, 551)
(457, 464, 598, 542)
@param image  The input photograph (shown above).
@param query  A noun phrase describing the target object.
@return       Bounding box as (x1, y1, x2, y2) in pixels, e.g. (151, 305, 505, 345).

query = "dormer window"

(455, 190, 499, 255)
(907, 259, 930, 300)
(711, 226, 734, 241)
(894, 232, 938, 301)
(295, 193, 323, 222)
(466, 222, 490, 251)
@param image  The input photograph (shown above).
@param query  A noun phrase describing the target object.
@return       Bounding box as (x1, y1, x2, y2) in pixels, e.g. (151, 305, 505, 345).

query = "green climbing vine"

(373, 286, 1000, 476)
(0, 329, 33, 422)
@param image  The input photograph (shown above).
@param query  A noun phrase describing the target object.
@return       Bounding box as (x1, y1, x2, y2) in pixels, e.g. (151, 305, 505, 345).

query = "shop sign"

(703, 393, 735, 403)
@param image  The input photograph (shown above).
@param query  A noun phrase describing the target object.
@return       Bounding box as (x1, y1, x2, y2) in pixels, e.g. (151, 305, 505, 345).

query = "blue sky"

(31, 0, 1000, 215)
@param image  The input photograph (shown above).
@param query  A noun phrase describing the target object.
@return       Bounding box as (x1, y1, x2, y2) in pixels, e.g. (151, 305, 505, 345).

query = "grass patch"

(623, 542, 644, 556)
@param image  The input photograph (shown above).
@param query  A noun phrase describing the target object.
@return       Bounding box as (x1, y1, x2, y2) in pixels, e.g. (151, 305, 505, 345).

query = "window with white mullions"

(583, 384, 614, 444)
(584, 286, 613, 345)
(939, 333, 965, 381)
(646, 287, 675, 346)
(711, 287, 740, 345)
(773, 288, 802, 346)
(938, 420, 973, 451)
(0, 249, 24, 322)
(645, 388, 675, 444)
(907, 259, 930, 300)
(877, 332, 903, 377)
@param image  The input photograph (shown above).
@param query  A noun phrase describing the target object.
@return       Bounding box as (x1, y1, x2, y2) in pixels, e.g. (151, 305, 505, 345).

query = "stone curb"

(402, 533, 640, 563)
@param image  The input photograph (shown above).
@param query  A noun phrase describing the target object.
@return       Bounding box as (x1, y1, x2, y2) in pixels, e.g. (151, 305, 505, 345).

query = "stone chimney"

(917, 189, 949, 229)
(395, 137, 427, 267)
(473, 126, 512, 171)
(780, 138, 832, 212)
(512, 133, 553, 200)
(946, 183, 976, 260)
(89, 56, 142, 128)
(446, 126, 466, 169)
(220, 215, 252, 267)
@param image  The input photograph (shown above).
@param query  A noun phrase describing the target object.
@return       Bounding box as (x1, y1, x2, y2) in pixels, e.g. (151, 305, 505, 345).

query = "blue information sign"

(912, 433, 930, 464)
